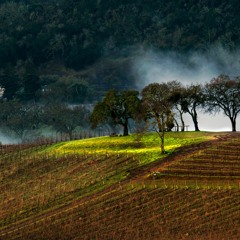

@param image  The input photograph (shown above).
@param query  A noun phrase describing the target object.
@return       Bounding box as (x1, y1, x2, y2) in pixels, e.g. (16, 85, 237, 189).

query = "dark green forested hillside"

(0, 0, 240, 102)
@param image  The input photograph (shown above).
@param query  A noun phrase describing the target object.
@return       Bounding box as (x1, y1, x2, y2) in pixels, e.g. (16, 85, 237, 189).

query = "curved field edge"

(44, 131, 217, 164)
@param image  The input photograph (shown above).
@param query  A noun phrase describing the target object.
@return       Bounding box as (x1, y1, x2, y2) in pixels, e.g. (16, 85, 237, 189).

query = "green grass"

(46, 131, 215, 165)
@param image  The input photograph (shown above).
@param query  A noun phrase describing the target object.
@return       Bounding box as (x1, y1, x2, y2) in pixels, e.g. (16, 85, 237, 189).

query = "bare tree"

(168, 81, 186, 131)
(45, 103, 90, 140)
(141, 82, 174, 154)
(181, 84, 205, 131)
(205, 74, 240, 132)
(0, 100, 43, 142)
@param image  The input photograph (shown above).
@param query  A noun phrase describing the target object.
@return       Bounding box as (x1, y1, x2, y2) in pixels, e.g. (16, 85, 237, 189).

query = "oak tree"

(181, 84, 205, 131)
(205, 74, 240, 132)
(141, 82, 174, 154)
(90, 89, 141, 136)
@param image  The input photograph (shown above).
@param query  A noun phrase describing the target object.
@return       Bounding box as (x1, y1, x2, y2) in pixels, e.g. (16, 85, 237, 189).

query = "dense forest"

(1, 0, 240, 103)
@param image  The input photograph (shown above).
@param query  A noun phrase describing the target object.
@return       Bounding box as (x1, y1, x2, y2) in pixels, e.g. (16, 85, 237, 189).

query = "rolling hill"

(0, 132, 239, 239)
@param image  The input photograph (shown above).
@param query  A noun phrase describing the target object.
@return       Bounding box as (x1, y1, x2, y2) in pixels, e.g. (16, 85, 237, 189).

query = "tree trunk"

(160, 134, 165, 154)
(193, 117, 200, 131)
(180, 111, 185, 131)
(123, 120, 129, 136)
(68, 131, 73, 140)
(174, 119, 179, 131)
(191, 110, 200, 131)
(158, 117, 165, 154)
(160, 122, 165, 154)
(230, 117, 236, 132)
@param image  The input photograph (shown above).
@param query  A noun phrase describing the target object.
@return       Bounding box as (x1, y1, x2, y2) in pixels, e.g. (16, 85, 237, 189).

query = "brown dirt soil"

(0, 132, 239, 239)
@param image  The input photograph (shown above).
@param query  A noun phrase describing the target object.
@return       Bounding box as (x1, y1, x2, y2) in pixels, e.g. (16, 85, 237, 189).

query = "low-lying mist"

(132, 46, 240, 131)
(0, 130, 19, 145)
(132, 45, 240, 87)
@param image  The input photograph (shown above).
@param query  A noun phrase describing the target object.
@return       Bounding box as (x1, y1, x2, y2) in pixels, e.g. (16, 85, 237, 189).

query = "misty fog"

(132, 46, 240, 131)
(0, 130, 19, 145)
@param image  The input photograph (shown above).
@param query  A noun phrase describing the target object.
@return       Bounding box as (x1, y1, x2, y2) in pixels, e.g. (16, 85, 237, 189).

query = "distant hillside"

(1, 0, 240, 102)
(1, 0, 240, 69)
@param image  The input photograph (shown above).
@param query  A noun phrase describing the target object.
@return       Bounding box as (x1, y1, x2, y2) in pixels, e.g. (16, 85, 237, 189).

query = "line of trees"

(0, 101, 90, 143)
(90, 74, 240, 154)
(0, 74, 239, 149)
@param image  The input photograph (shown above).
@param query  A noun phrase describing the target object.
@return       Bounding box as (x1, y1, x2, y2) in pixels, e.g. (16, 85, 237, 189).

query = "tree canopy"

(141, 82, 175, 154)
(90, 89, 141, 136)
(44, 103, 90, 140)
(180, 84, 205, 132)
(205, 74, 240, 132)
